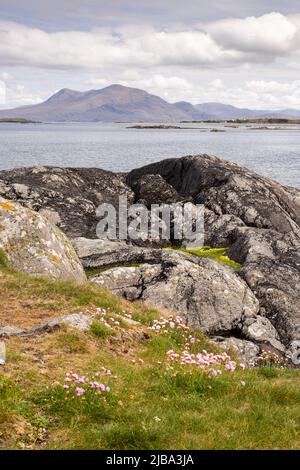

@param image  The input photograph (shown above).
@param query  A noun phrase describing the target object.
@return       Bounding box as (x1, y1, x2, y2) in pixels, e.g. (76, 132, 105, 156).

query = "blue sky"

(1, 1, 300, 109)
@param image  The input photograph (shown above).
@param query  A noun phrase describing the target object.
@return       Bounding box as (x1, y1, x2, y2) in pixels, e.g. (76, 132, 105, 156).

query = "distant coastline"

(0, 118, 40, 124)
(180, 118, 300, 124)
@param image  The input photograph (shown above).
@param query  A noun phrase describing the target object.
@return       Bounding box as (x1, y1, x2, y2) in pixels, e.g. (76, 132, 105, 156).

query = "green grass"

(0, 267, 134, 314)
(55, 331, 88, 353)
(0, 264, 299, 450)
(167, 246, 241, 269)
(0, 248, 9, 269)
(1, 339, 299, 450)
(90, 321, 115, 339)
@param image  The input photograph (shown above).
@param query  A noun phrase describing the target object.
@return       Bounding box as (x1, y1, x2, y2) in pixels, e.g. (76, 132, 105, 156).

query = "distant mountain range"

(0, 84, 300, 122)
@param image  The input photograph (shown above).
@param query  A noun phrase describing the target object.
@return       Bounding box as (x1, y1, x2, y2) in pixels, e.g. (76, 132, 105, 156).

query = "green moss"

(167, 246, 241, 269)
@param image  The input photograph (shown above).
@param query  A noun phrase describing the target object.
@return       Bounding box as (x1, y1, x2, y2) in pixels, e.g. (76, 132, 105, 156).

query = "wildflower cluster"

(166, 348, 242, 378)
(94, 307, 120, 328)
(149, 315, 245, 379)
(149, 315, 202, 347)
(122, 310, 133, 320)
(256, 350, 289, 368)
(93, 307, 133, 329)
(62, 370, 112, 399)
(149, 315, 188, 333)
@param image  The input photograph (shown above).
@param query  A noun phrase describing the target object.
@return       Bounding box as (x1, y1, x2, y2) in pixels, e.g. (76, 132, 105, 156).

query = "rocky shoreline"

(0, 154, 299, 364)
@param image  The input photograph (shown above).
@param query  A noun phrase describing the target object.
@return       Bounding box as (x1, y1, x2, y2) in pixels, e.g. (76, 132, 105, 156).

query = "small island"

(127, 124, 182, 129)
(0, 118, 40, 124)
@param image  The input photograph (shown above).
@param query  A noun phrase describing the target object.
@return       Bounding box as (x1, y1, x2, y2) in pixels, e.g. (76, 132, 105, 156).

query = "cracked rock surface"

(91, 250, 263, 337)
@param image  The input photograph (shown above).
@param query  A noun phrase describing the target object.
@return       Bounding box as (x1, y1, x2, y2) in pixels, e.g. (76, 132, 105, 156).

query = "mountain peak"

(100, 84, 148, 95)
(46, 88, 82, 102)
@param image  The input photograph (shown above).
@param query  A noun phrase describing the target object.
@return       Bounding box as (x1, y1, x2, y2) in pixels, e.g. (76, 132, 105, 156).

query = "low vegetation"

(0, 118, 39, 124)
(0, 263, 299, 450)
(168, 246, 241, 269)
(180, 118, 300, 124)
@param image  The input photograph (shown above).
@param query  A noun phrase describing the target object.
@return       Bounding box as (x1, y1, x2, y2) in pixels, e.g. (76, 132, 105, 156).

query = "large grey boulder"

(126, 155, 300, 350)
(126, 154, 300, 241)
(91, 250, 260, 337)
(0, 166, 134, 239)
(241, 315, 286, 352)
(0, 197, 86, 281)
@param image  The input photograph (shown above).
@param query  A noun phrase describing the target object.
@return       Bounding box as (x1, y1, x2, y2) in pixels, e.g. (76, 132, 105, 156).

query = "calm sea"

(0, 122, 299, 188)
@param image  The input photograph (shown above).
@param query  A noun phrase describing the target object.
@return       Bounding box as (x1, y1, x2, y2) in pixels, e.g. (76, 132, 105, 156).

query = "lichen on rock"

(0, 196, 86, 281)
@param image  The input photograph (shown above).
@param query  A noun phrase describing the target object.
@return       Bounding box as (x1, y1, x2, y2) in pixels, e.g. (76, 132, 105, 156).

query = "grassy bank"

(0, 263, 299, 450)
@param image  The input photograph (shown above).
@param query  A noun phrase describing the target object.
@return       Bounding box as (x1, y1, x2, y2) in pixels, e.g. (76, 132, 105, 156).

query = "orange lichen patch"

(50, 255, 61, 265)
(0, 202, 15, 212)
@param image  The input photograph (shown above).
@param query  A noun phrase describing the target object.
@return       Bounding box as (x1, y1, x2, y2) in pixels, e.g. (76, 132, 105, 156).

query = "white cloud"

(207, 12, 298, 55)
(1, 13, 300, 73)
(210, 78, 224, 89)
(0, 83, 43, 108)
(244, 79, 300, 107)
(192, 79, 300, 109)
(120, 74, 193, 101)
(85, 77, 109, 87)
(0, 72, 14, 81)
(1, 11, 300, 110)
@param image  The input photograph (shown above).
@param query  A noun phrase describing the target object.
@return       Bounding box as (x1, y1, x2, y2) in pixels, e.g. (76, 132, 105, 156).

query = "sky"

(1, 1, 300, 109)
